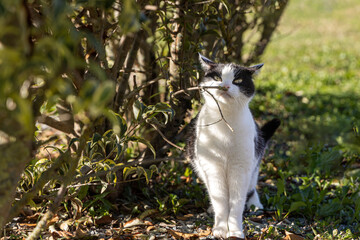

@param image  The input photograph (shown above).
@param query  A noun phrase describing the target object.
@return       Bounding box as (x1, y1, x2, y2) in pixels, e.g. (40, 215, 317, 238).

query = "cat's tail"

(261, 118, 281, 143)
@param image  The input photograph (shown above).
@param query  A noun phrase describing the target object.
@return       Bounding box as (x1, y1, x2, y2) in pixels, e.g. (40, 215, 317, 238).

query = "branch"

(171, 85, 228, 97)
(149, 122, 184, 151)
(123, 76, 164, 101)
(37, 115, 76, 135)
(203, 89, 234, 132)
(26, 126, 92, 240)
(8, 150, 71, 222)
(113, 30, 145, 112)
(245, 0, 289, 64)
(26, 184, 67, 240)
(111, 35, 134, 80)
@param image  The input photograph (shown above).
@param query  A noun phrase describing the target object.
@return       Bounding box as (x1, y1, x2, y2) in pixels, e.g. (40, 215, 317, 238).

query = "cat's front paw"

(227, 230, 245, 239)
(212, 226, 228, 239)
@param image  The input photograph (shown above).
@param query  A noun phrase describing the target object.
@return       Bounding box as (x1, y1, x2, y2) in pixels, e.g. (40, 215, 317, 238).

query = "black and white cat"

(188, 54, 280, 239)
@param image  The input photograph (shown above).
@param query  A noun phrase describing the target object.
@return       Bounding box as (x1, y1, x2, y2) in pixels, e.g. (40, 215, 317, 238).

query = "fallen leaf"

(176, 213, 194, 221)
(50, 229, 73, 239)
(146, 225, 155, 232)
(18, 223, 37, 228)
(123, 218, 152, 228)
(47, 215, 60, 226)
(283, 231, 304, 240)
(95, 215, 113, 225)
(248, 216, 263, 223)
(168, 228, 211, 240)
(75, 227, 88, 238)
(24, 213, 41, 223)
(139, 209, 158, 220)
(59, 220, 71, 231)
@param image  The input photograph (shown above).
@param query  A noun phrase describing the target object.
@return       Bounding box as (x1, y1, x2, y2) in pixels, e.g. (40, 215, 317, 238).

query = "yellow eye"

(233, 78, 243, 84)
(213, 75, 222, 81)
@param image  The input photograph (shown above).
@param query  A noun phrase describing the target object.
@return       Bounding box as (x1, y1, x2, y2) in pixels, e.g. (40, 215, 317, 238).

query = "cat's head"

(199, 54, 263, 107)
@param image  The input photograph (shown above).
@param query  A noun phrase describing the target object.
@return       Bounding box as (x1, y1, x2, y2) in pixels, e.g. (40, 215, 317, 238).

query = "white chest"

(196, 105, 256, 161)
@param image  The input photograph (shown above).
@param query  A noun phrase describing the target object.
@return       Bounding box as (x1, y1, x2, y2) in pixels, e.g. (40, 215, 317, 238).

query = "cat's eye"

(233, 78, 243, 84)
(213, 75, 222, 82)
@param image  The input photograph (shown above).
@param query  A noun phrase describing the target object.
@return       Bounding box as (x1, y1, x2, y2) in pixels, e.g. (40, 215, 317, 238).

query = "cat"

(187, 54, 280, 239)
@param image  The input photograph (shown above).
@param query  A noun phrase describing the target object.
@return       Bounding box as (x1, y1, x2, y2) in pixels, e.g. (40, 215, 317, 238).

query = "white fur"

(193, 65, 262, 239)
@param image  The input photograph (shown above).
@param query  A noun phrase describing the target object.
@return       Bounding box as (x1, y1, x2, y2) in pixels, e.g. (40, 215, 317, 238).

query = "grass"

(247, 0, 360, 238)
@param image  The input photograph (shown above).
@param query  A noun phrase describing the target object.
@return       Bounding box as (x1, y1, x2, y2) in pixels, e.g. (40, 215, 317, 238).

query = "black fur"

(246, 189, 255, 203)
(186, 114, 199, 161)
(254, 119, 281, 161)
(261, 118, 281, 143)
(201, 63, 256, 98)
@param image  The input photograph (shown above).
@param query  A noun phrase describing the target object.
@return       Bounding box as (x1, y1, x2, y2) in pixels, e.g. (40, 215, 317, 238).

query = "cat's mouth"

(219, 91, 233, 99)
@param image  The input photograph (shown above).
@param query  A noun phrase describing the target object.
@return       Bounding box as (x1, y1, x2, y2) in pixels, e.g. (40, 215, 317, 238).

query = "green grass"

(247, 0, 360, 238)
(255, 0, 360, 160)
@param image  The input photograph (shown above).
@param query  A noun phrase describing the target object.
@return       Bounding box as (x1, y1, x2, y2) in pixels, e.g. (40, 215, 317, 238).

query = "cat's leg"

(201, 161, 229, 238)
(246, 189, 263, 210)
(226, 164, 252, 239)
(246, 167, 263, 210)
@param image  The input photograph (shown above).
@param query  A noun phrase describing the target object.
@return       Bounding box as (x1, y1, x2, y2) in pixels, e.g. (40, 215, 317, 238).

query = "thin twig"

(8, 151, 71, 221)
(203, 89, 234, 132)
(123, 76, 164, 101)
(26, 126, 91, 240)
(172, 85, 227, 97)
(37, 115, 77, 136)
(26, 184, 67, 240)
(149, 123, 184, 151)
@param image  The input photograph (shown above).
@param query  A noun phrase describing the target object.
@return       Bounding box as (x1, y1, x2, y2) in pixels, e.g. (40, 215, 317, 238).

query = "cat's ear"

(199, 53, 217, 71)
(248, 63, 264, 75)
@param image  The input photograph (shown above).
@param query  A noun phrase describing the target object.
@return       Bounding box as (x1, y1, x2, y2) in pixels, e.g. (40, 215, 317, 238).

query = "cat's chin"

(218, 91, 235, 103)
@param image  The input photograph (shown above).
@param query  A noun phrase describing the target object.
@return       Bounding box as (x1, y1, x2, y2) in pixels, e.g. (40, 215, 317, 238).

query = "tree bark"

(245, 0, 289, 64)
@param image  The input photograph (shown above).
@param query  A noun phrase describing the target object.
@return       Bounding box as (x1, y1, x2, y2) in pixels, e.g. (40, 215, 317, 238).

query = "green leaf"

(117, 0, 141, 34)
(153, 102, 175, 124)
(68, 138, 79, 148)
(91, 133, 102, 148)
(78, 185, 89, 200)
(123, 166, 138, 180)
(128, 136, 156, 158)
(133, 99, 147, 121)
(44, 146, 64, 154)
(103, 129, 113, 138)
(107, 110, 128, 138)
(92, 81, 115, 107)
(284, 201, 307, 218)
(114, 143, 123, 161)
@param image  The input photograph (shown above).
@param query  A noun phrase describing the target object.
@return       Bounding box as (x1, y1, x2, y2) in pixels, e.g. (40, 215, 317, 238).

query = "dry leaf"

(146, 226, 156, 232)
(139, 209, 158, 220)
(18, 223, 37, 228)
(123, 218, 152, 228)
(95, 215, 113, 225)
(59, 220, 70, 231)
(176, 213, 194, 221)
(284, 231, 304, 240)
(24, 213, 41, 223)
(75, 227, 88, 238)
(47, 215, 60, 226)
(168, 228, 211, 240)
